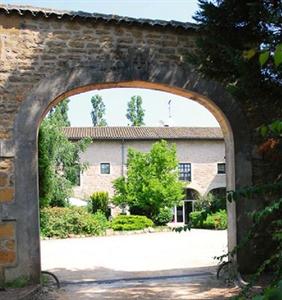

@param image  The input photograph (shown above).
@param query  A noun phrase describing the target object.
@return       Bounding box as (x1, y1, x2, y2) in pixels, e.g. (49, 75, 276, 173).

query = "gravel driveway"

(35, 229, 238, 299)
(41, 229, 227, 282)
(0, 230, 240, 300)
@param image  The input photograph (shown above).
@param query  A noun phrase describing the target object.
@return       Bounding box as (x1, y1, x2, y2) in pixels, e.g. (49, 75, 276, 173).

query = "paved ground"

(38, 230, 239, 299)
(41, 229, 227, 282)
(56, 274, 239, 300)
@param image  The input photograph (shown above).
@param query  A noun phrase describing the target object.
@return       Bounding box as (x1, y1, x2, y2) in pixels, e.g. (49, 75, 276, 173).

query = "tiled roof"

(0, 4, 197, 31)
(63, 127, 223, 141)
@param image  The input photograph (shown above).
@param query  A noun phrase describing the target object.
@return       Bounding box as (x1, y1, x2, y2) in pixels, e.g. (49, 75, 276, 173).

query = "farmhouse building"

(64, 126, 226, 223)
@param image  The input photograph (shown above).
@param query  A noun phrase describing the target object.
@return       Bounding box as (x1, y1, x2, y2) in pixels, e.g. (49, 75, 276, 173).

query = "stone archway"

(8, 64, 252, 283)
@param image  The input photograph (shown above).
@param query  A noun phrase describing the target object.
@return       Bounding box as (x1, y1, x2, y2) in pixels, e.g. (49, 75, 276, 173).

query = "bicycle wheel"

(217, 261, 237, 283)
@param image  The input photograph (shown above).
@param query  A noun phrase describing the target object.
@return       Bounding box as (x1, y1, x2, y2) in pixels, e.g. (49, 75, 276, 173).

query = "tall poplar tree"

(126, 95, 145, 126)
(90, 95, 107, 126)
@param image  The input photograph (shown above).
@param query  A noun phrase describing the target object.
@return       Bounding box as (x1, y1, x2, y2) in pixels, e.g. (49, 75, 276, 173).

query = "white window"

(100, 163, 110, 174)
(178, 163, 191, 181)
(217, 163, 226, 174)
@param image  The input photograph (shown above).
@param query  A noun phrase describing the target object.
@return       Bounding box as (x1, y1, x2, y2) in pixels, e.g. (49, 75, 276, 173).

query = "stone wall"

(0, 6, 268, 281)
(0, 12, 197, 275)
(0, 14, 196, 141)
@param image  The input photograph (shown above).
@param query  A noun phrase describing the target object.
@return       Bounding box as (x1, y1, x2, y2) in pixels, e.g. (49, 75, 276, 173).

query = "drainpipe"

(121, 139, 125, 176)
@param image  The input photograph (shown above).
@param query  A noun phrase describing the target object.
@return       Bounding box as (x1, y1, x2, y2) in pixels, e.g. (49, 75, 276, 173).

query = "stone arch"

(11, 64, 252, 283)
(184, 188, 201, 200)
(207, 187, 227, 212)
(207, 187, 227, 196)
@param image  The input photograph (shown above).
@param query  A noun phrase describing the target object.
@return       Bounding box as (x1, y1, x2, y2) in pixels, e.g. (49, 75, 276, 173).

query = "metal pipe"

(121, 139, 125, 176)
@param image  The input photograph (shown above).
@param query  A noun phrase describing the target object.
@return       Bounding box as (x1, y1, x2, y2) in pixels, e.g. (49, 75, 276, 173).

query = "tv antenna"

(168, 99, 172, 119)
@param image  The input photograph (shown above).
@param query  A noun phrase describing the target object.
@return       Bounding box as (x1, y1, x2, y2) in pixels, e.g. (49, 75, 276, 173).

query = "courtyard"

(39, 229, 235, 299)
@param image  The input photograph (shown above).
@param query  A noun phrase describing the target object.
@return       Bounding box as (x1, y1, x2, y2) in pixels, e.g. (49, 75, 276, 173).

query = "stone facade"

(73, 139, 226, 200)
(0, 10, 197, 141)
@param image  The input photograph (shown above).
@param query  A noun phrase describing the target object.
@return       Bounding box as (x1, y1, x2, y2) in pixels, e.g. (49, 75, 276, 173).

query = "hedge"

(110, 215, 154, 231)
(190, 209, 227, 230)
(40, 207, 108, 238)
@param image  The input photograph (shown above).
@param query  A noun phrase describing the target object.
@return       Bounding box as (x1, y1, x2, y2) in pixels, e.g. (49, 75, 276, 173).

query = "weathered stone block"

(0, 222, 16, 266)
(46, 40, 66, 47)
(0, 131, 10, 140)
(67, 41, 85, 48)
(0, 172, 8, 187)
(5, 239, 15, 250)
(0, 250, 16, 264)
(0, 188, 14, 202)
(0, 223, 15, 239)
(0, 159, 13, 172)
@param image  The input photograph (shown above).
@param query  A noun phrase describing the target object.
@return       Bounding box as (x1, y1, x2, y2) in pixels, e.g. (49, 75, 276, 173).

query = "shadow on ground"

(46, 265, 218, 282)
(44, 266, 240, 300)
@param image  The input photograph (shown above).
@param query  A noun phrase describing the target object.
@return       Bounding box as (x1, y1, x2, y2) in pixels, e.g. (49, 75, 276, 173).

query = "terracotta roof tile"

(0, 4, 197, 31)
(63, 127, 223, 141)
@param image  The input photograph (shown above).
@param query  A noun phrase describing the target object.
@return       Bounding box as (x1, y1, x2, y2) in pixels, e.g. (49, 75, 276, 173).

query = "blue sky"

(2, 0, 219, 127)
(1, 0, 199, 22)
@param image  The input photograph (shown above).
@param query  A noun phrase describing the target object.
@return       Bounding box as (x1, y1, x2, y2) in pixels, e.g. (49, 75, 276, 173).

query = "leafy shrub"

(194, 194, 213, 211)
(154, 207, 173, 225)
(40, 207, 108, 238)
(252, 280, 282, 300)
(194, 193, 226, 213)
(190, 210, 207, 228)
(203, 210, 227, 230)
(89, 191, 110, 218)
(110, 215, 154, 231)
(210, 195, 226, 213)
(190, 209, 227, 230)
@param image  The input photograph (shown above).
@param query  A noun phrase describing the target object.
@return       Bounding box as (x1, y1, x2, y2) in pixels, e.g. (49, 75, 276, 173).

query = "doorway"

(172, 188, 200, 224)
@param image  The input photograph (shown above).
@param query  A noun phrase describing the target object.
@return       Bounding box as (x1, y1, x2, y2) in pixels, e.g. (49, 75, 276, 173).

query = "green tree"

(49, 98, 71, 127)
(90, 95, 107, 126)
(112, 140, 184, 222)
(189, 0, 282, 290)
(189, 0, 281, 128)
(126, 95, 145, 126)
(38, 99, 91, 208)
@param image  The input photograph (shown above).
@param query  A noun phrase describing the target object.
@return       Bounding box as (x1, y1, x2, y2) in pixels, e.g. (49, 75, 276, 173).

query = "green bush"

(190, 210, 207, 228)
(203, 210, 227, 230)
(190, 209, 227, 230)
(110, 215, 154, 231)
(40, 207, 108, 238)
(194, 193, 226, 213)
(89, 191, 110, 218)
(154, 207, 173, 225)
(252, 280, 282, 300)
(210, 196, 226, 213)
